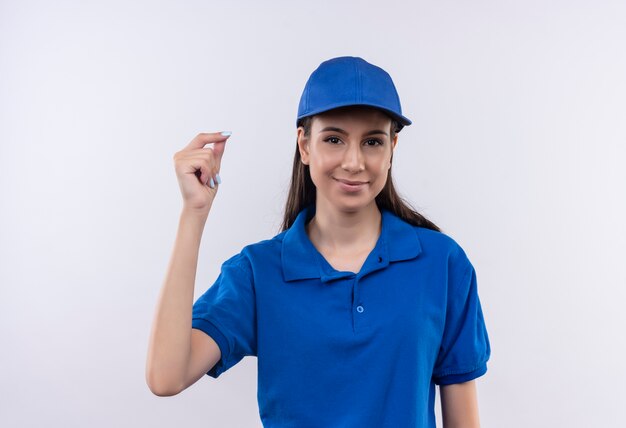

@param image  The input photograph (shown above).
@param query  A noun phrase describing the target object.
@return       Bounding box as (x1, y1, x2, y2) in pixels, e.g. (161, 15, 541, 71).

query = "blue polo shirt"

(192, 205, 490, 427)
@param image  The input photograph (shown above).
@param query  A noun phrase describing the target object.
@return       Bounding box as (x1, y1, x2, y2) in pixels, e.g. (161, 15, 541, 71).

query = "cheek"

(367, 152, 392, 173)
(310, 148, 339, 170)
(307, 151, 330, 184)
(383, 152, 393, 171)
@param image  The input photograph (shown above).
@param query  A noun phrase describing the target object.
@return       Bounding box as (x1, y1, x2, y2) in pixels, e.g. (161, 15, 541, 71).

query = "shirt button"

(378, 256, 383, 263)
(356, 305, 364, 313)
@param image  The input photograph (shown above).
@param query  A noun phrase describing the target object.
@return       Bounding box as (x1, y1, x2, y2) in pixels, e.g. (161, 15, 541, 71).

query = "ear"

(297, 127, 310, 165)
(388, 134, 398, 168)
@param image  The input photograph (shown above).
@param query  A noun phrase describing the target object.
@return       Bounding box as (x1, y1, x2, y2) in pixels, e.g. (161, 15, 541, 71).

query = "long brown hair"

(280, 113, 440, 233)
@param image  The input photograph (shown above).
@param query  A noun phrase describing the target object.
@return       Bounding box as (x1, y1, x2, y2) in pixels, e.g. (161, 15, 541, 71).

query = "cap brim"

(297, 102, 412, 131)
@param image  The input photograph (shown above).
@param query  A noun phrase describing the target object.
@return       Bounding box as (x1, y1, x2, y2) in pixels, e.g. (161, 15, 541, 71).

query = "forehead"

(311, 106, 392, 130)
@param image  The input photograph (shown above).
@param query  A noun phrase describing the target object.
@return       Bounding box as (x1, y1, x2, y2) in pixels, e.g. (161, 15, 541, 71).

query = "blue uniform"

(192, 205, 491, 427)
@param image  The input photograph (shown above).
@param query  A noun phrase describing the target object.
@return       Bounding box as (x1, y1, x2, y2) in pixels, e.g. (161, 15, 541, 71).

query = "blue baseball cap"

(296, 56, 412, 131)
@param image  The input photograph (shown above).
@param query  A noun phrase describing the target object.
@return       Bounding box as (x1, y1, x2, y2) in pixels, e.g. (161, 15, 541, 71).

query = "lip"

(333, 177, 368, 192)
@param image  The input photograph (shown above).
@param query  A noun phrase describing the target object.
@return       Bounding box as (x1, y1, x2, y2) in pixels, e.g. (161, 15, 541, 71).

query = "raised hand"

(172, 131, 231, 214)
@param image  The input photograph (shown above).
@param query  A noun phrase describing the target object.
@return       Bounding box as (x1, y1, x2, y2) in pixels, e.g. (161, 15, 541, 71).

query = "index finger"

(185, 131, 232, 150)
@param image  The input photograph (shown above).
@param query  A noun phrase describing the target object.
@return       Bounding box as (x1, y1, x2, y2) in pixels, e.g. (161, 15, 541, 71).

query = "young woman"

(146, 56, 491, 428)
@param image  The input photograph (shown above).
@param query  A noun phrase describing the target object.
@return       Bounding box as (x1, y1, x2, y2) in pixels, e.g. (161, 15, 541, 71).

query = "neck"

(306, 200, 382, 252)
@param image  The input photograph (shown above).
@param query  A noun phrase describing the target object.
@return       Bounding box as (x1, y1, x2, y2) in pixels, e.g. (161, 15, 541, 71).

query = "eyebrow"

(319, 126, 389, 137)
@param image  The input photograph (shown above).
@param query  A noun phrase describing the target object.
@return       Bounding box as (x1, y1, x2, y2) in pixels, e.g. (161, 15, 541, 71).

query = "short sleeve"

(432, 259, 491, 386)
(192, 254, 257, 378)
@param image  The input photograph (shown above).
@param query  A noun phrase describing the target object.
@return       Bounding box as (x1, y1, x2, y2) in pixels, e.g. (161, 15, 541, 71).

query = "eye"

(364, 138, 383, 146)
(323, 136, 342, 145)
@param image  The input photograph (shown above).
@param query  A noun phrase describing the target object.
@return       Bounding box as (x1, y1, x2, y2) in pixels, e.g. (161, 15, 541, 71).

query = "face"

(297, 106, 398, 214)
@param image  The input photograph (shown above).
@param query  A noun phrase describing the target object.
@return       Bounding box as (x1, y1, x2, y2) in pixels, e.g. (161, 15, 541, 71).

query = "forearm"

(146, 208, 209, 395)
(440, 381, 481, 428)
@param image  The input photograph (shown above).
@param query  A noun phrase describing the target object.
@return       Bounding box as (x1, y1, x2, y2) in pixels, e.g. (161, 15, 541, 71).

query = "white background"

(2, 0, 625, 427)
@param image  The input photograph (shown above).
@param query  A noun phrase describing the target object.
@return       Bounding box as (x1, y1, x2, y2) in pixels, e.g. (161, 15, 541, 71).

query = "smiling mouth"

(333, 178, 369, 193)
(334, 178, 368, 185)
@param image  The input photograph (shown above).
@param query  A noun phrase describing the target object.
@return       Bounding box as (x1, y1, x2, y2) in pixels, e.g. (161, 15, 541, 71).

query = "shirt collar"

(281, 204, 422, 283)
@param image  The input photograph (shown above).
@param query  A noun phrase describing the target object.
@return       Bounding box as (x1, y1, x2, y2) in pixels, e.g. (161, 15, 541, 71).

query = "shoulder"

(409, 226, 479, 299)
(221, 230, 288, 271)
(383, 209, 472, 271)
(414, 226, 465, 254)
(412, 225, 472, 272)
(241, 230, 287, 258)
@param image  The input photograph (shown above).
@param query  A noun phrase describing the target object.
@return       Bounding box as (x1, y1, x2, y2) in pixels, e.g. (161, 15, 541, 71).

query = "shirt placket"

(352, 276, 367, 332)
(352, 252, 388, 333)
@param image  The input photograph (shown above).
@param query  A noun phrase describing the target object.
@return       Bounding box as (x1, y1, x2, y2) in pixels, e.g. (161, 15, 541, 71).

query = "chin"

(330, 197, 377, 214)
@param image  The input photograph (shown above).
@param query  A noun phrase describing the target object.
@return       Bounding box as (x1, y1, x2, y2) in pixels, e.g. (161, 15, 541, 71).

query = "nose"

(341, 142, 364, 173)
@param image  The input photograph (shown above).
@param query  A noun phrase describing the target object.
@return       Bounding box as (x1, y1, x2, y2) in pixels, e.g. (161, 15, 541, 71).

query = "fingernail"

(220, 131, 232, 137)
(215, 174, 222, 184)
(209, 177, 215, 188)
